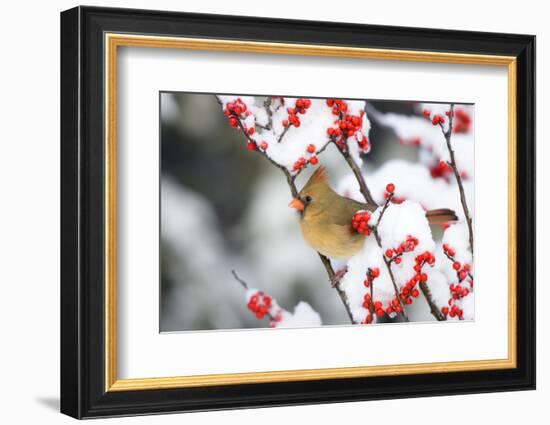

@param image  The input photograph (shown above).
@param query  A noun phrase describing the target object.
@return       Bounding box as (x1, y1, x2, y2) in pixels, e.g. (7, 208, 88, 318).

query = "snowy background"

(160, 92, 474, 332)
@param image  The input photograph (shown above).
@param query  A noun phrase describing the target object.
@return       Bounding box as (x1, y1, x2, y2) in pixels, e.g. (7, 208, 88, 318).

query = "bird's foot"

(331, 266, 348, 288)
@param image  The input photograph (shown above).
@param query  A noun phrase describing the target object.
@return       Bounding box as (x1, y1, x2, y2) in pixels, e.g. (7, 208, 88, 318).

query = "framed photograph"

(60, 6, 535, 419)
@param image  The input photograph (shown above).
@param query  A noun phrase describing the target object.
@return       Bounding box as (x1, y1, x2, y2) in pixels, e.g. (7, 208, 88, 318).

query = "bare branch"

(439, 104, 474, 254)
(334, 140, 378, 207)
(231, 269, 249, 290)
(317, 253, 357, 324)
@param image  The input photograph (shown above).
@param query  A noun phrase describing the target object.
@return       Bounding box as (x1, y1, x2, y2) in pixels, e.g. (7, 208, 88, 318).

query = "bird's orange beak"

(288, 197, 305, 211)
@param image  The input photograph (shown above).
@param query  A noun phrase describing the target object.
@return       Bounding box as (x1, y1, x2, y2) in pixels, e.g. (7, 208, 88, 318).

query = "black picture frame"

(61, 5, 535, 419)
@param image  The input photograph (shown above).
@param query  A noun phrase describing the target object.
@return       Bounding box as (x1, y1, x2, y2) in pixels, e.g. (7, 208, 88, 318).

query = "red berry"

(385, 249, 393, 258)
(260, 141, 268, 150)
(386, 183, 395, 193)
(247, 142, 256, 151)
(420, 273, 428, 282)
(309, 156, 319, 165)
(282, 119, 289, 127)
(371, 267, 380, 278)
(441, 306, 449, 316)
(307, 144, 316, 153)
(394, 257, 402, 265)
(423, 109, 430, 118)
(248, 127, 255, 135)
(453, 262, 461, 270)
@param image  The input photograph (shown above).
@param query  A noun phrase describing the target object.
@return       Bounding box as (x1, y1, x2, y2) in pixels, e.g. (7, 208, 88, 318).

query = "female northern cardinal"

(289, 167, 457, 259)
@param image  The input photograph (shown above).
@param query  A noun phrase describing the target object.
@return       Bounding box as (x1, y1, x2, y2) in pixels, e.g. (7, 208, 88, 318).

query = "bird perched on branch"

(288, 166, 457, 259)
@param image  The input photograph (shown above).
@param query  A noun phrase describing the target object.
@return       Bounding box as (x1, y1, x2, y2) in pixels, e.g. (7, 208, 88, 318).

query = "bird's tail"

(425, 208, 458, 225)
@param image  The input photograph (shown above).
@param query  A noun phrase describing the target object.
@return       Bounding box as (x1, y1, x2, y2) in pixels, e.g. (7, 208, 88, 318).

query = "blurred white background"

(0, 0, 544, 424)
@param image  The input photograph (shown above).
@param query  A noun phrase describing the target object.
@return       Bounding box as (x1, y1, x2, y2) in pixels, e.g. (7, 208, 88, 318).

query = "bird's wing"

(326, 196, 372, 226)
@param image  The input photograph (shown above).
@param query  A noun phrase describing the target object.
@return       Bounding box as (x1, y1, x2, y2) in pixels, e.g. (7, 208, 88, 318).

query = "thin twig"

(317, 253, 356, 324)
(337, 142, 378, 207)
(439, 104, 474, 254)
(372, 230, 409, 322)
(277, 125, 291, 143)
(231, 269, 249, 290)
(370, 193, 409, 320)
(263, 97, 273, 130)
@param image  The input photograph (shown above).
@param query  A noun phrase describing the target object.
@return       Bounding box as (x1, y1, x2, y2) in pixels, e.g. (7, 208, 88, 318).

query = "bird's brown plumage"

(290, 167, 457, 259)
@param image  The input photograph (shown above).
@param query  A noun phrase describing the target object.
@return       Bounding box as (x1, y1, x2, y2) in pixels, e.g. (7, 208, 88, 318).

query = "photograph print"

(160, 93, 474, 332)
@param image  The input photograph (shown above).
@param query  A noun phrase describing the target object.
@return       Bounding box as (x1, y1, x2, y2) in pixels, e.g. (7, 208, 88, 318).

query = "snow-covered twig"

(371, 192, 409, 321)
(231, 270, 323, 328)
(342, 151, 446, 321)
(231, 270, 276, 321)
(439, 104, 474, 253)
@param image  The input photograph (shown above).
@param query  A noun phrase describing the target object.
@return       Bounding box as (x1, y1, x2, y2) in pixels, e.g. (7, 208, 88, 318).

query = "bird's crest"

(304, 166, 328, 189)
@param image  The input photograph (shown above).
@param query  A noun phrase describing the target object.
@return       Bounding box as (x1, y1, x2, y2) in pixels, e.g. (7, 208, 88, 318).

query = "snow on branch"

(217, 96, 371, 176)
(231, 270, 322, 328)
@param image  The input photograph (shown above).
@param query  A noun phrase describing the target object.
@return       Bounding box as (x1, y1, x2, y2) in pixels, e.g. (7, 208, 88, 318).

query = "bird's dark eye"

(304, 195, 312, 203)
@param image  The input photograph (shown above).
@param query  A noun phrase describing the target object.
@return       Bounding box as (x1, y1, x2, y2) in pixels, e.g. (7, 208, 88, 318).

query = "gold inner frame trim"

(104, 33, 517, 392)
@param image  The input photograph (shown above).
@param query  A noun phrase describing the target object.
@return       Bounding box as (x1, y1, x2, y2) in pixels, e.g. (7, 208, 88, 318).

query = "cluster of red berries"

(453, 108, 472, 133)
(282, 98, 311, 128)
(247, 291, 272, 319)
(385, 234, 419, 265)
(431, 114, 445, 126)
(386, 297, 404, 316)
(362, 293, 383, 324)
(291, 144, 319, 172)
(363, 267, 380, 288)
(326, 98, 348, 114)
(422, 108, 446, 126)
(442, 280, 469, 319)
(440, 243, 473, 319)
(443, 244, 473, 283)
(352, 210, 372, 236)
(224, 99, 251, 129)
(325, 99, 369, 152)
(399, 250, 436, 306)
(441, 304, 463, 319)
(430, 160, 452, 180)
(362, 267, 405, 324)
(362, 295, 403, 324)
(449, 283, 470, 300)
